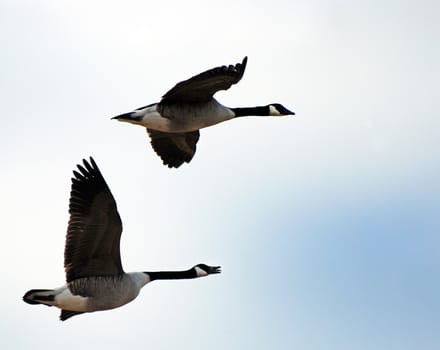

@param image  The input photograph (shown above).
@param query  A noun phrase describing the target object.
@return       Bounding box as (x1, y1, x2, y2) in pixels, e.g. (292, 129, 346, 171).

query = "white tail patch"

(132, 104, 172, 131)
(55, 286, 89, 312)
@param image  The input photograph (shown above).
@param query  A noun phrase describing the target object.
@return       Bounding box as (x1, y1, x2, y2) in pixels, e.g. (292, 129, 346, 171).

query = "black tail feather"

(111, 112, 142, 121)
(23, 289, 55, 305)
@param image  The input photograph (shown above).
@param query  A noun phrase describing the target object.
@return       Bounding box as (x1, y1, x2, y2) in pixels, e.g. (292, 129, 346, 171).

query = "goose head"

(194, 264, 222, 277)
(268, 103, 295, 116)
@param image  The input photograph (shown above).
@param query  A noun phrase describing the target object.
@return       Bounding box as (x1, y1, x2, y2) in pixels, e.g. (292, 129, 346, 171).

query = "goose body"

(113, 57, 294, 168)
(23, 158, 220, 321)
(122, 99, 235, 133)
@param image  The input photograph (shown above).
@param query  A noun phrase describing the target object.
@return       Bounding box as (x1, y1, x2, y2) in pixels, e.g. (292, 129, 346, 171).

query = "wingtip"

(88, 156, 97, 169)
(72, 157, 99, 181)
(78, 156, 97, 169)
(72, 170, 82, 181)
(238, 56, 248, 77)
(79, 158, 87, 171)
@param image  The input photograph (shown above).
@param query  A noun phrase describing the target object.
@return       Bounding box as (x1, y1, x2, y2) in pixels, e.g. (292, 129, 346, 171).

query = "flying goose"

(23, 157, 220, 321)
(112, 56, 294, 168)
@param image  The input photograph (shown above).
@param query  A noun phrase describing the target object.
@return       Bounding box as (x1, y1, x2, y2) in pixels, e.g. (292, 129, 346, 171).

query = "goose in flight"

(23, 157, 220, 321)
(112, 56, 294, 168)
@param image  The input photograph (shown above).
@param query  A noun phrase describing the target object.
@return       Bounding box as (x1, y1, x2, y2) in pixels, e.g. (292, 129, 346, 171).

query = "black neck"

(145, 268, 196, 281)
(231, 106, 270, 117)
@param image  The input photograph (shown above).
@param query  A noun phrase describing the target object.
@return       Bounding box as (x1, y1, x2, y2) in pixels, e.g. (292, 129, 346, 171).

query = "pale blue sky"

(1, 0, 439, 349)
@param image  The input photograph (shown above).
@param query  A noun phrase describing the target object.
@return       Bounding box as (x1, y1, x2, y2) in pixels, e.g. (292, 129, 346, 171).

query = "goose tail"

(23, 289, 56, 306)
(112, 111, 142, 122)
(112, 103, 157, 123)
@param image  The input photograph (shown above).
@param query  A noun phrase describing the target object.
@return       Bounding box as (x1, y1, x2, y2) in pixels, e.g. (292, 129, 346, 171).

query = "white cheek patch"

(269, 105, 282, 116)
(194, 266, 208, 277)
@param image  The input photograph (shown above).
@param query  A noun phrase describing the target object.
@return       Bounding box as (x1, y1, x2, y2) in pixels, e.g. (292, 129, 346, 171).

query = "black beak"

(208, 266, 222, 274)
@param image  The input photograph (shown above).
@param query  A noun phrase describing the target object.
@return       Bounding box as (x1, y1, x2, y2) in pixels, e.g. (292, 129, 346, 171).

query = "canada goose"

(112, 56, 294, 168)
(23, 158, 220, 321)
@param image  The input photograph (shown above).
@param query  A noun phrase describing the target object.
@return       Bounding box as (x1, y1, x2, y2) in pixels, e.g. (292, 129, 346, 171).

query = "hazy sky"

(1, 1, 439, 349)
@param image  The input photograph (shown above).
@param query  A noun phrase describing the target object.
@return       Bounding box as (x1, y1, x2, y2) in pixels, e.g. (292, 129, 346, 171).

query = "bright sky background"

(1, 0, 439, 349)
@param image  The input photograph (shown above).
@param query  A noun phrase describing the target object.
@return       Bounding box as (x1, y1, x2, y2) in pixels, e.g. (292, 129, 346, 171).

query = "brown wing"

(161, 57, 248, 104)
(147, 129, 200, 168)
(64, 157, 123, 282)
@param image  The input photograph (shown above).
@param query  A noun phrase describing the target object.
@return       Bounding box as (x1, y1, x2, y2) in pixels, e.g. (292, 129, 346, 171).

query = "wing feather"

(147, 129, 200, 168)
(64, 157, 123, 282)
(161, 57, 247, 104)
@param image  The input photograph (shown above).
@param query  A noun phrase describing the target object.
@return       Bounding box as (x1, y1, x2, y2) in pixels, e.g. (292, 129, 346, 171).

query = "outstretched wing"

(64, 157, 123, 282)
(147, 129, 200, 168)
(161, 57, 248, 104)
